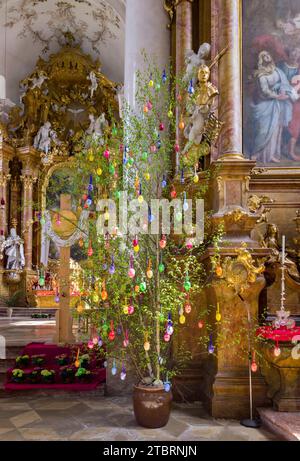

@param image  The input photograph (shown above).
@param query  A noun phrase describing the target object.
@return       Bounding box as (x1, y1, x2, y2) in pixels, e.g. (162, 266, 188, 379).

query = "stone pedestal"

(261, 342, 300, 412)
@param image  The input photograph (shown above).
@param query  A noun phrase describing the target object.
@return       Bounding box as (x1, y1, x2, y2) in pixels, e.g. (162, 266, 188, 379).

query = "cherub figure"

(87, 71, 98, 99)
(184, 42, 211, 85)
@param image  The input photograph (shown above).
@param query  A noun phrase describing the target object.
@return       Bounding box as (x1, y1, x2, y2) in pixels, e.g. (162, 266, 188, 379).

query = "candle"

(282, 235, 286, 266)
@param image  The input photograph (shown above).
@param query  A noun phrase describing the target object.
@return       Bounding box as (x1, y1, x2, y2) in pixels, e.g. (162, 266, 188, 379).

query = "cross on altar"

(53, 194, 76, 344)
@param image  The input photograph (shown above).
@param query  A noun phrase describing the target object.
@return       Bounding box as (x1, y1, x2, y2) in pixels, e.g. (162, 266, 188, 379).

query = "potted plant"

(27, 369, 40, 384)
(11, 369, 25, 383)
(15, 354, 30, 368)
(60, 366, 76, 384)
(75, 367, 91, 382)
(40, 369, 56, 384)
(0, 290, 24, 318)
(31, 355, 46, 367)
(56, 354, 69, 366)
(79, 354, 90, 369)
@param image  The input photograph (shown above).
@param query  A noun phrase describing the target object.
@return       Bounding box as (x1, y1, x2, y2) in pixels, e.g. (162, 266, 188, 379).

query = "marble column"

(217, 0, 243, 160)
(175, 0, 193, 171)
(21, 175, 36, 271)
(124, 0, 170, 109)
(10, 179, 20, 233)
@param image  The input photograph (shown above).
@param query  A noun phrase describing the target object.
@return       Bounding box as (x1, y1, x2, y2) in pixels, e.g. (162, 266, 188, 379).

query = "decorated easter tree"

(71, 59, 222, 390)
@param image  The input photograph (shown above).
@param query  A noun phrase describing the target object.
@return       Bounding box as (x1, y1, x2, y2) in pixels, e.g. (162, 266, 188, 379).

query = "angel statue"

(86, 113, 108, 142)
(184, 42, 211, 85)
(0, 228, 25, 270)
(184, 64, 219, 148)
(31, 70, 48, 90)
(33, 121, 52, 154)
(87, 71, 98, 99)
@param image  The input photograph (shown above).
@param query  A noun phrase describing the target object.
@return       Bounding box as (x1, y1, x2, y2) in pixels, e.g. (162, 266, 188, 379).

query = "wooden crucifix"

(53, 194, 75, 344)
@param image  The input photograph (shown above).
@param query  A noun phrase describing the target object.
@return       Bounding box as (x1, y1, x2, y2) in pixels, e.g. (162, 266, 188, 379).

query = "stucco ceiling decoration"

(0, 0, 126, 103)
(1, 0, 121, 55)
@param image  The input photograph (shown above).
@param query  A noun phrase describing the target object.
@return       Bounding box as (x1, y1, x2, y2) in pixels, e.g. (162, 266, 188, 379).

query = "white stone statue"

(87, 71, 98, 99)
(86, 113, 107, 141)
(31, 71, 48, 90)
(33, 121, 52, 153)
(184, 106, 206, 146)
(184, 42, 211, 85)
(1, 228, 25, 271)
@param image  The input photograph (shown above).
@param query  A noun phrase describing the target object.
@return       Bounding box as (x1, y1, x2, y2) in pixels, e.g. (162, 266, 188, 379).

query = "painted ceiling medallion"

(1, 0, 121, 54)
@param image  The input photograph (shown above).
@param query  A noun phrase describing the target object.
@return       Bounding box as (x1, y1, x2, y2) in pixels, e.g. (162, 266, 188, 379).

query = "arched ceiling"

(0, 0, 126, 103)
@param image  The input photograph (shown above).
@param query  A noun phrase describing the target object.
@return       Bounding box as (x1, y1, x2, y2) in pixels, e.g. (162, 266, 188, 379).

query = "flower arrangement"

(31, 355, 46, 367)
(75, 367, 91, 382)
(11, 369, 25, 383)
(55, 354, 69, 366)
(60, 366, 76, 384)
(40, 369, 56, 383)
(15, 355, 30, 368)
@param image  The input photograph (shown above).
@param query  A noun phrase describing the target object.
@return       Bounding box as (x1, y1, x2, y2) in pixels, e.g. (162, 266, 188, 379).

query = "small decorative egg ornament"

(158, 263, 165, 273)
(150, 144, 157, 153)
(123, 304, 129, 315)
(144, 171, 150, 181)
(274, 346, 281, 357)
(159, 235, 167, 249)
(251, 361, 258, 373)
(164, 333, 171, 342)
(208, 335, 215, 354)
(128, 304, 135, 315)
(111, 360, 117, 376)
(128, 267, 135, 278)
(92, 336, 98, 345)
(149, 78, 154, 87)
(184, 276, 191, 292)
(103, 149, 110, 159)
(120, 365, 127, 381)
(159, 122, 165, 131)
(88, 340, 94, 349)
(179, 314, 186, 324)
(193, 174, 199, 184)
(140, 281, 147, 292)
(147, 101, 153, 110)
(108, 329, 115, 342)
(166, 324, 174, 335)
(162, 69, 167, 83)
(98, 338, 103, 347)
(215, 265, 223, 277)
(164, 381, 171, 392)
(186, 239, 193, 250)
(174, 141, 180, 153)
(168, 109, 173, 118)
(143, 105, 149, 114)
(93, 293, 99, 303)
(96, 167, 102, 176)
(185, 303, 192, 314)
(179, 116, 185, 131)
(170, 185, 177, 199)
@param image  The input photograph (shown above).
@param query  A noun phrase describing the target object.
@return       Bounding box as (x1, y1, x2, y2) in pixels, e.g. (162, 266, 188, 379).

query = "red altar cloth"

(257, 326, 300, 342)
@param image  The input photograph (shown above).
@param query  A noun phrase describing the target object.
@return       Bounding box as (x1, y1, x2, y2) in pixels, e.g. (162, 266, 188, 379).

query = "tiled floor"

(0, 393, 280, 441)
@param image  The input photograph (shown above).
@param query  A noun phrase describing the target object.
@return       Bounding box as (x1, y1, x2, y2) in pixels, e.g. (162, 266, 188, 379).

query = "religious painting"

(243, 0, 300, 165)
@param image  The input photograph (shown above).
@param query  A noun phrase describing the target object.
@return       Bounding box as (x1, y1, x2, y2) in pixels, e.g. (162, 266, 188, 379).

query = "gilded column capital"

(164, 0, 193, 25)
(20, 175, 37, 190)
(0, 172, 11, 187)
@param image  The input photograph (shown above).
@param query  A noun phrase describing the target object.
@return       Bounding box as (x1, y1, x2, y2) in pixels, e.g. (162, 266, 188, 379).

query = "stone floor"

(0, 393, 280, 441)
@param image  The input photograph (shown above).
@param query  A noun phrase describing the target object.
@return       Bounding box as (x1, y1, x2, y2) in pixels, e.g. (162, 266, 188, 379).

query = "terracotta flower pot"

(133, 384, 172, 428)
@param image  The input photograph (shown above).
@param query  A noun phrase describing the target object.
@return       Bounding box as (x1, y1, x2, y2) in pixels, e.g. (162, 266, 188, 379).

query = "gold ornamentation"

(20, 175, 37, 190)
(0, 172, 11, 187)
(164, 0, 194, 26)
(216, 243, 265, 294)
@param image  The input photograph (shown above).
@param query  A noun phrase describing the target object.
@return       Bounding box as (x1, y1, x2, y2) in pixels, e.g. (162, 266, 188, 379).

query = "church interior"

(0, 0, 300, 443)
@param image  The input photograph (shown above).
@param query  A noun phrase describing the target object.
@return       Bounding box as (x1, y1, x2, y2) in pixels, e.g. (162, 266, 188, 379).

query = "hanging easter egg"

(102, 322, 109, 333)
(158, 263, 165, 273)
(179, 118, 185, 131)
(251, 361, 258, 373)
(104, 149, 110, 159)
(128, 267, 135, 278)
(141, 151, 148, 161)
(144, 172, 150, 181)
(134, 244, 140, 253)
(96, 167, 102, 176)
(93, 293, 99, 303)
(193, 174, 199, 184)
(174, 142, 180, 153)
(88, 340, 94, 349)
(150, 145, 157, 154)
(140, 281, 147, 292)
(216, 312, 221, 322)
(168, 109, 173, 118)
(134, 285, 140, 293)
(159, 122, 165, 131)
(103, 361, 108, 368)
(78, 238, 84, 248)
(115, 190, 121, 199)
(128, 304, 135, 315)
(159, 235, 167, 249)
(147, 101, 153, 110)
(162, 69, 167, 83)
(146, 269, 153, 279)
(186, 239, 193, 250)
(111, 363, 117, 376)
(55, 294, 60, 304)
(98, 338, 103, 347)
(112, 126, 118, 136)
(185, 303, 192, 314)
(101, 289, 108, 301)
(39, 276, 45, 287)
(108, 330, 115, 341)
(183, 201, 189, 212)
(170, 186, 177, 199)
(144, 341, 150, 352)
(120, 366, 127, 381)
(143, 105, 149, 114)
(88, 154, 94, 162)
(149, 79, 154, 87)
(87, 246, 93, 257)
(109, 164, 115, 175)
(164, 333, 171, 342)
(166, 324, 174, 335)
(184, 278, 191, 291)
(179, 314, 186, 325)
(161, 175, 167, 188)
(164, 381, 171, 392)
(127, 157, 134, 166)
(123, 339, 129, 348)
(123, 304, 129, 315)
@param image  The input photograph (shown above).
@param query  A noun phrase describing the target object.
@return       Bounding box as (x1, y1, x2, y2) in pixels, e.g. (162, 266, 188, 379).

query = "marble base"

(258, 407, 300, 441)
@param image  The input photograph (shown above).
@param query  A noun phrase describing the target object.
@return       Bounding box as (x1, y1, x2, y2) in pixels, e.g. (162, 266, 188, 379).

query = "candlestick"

(282, 235, 285, 266)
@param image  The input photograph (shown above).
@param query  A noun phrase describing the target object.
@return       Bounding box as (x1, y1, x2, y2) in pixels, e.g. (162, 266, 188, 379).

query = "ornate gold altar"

(0, 37, 118, 305)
